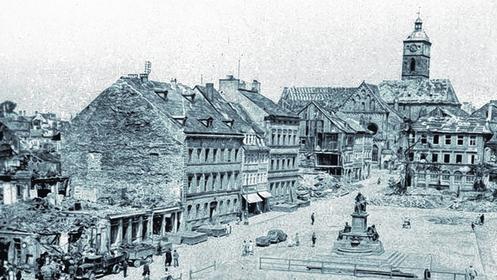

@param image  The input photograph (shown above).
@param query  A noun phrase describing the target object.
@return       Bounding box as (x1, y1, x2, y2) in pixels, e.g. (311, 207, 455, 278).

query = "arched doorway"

(372, 145, 379, 163)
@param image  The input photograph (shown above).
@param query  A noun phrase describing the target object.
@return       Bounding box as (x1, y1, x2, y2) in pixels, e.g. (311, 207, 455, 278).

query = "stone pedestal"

(332, 211, 384, 256)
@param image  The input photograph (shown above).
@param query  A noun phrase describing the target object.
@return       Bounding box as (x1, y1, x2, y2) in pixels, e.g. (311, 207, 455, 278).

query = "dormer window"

(154, 88, 168, 100)
(173, 116, 187, 126)
(182, 93, 195, 102)
(223, 119, 234, 128)
(199, 117, 213, 127)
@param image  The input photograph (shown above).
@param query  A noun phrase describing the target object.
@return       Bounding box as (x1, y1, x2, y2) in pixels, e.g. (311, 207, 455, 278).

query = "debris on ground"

(297, 171, 363, 200)
(370, 185, 497, 212)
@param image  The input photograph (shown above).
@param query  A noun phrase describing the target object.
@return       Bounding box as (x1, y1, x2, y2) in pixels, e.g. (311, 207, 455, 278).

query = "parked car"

(121, 243, 155, 267)
(256, 229, 287, 247)
(75, 253, 126, 279)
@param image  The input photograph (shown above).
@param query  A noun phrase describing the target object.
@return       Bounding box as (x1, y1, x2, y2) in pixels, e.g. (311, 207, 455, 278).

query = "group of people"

(34, 253, 76, 280)
(0, 262, 23, 280)
(134, 248, 180, 280)
(241, 240, 254, 256)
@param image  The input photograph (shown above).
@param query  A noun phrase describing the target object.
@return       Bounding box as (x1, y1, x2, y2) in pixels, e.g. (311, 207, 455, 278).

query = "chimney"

(487, 103, 493, 121)
(251, 80, 261, 92)
(205, 83, 214, 101)
(140, 73, 148, 82)
(226, 75, 234, 80)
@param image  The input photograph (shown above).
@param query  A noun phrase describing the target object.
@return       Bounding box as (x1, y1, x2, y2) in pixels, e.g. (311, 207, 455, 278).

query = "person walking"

(248, 240, 254, 256)
(311, 232, 317, 247)
(122, 260, 128, 278)
(471, 222, 475, 231)
(242, 240, 248, 256)
(165, 248, 172, 267)
(480, 214, 485, 225)
(465, 265, 477, 280)
(142, 261, 150, 277)
(423, 268, 431, 280)
(311, 213, 315, 225)
(295, 233, 300, 247)
(173, 250, 179, 267)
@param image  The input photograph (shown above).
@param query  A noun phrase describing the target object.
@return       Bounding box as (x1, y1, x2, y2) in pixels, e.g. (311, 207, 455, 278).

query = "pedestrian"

(227, 223, 232, 234)
(295, 233, 300, 247)
(480, 214, 485, 225)
(377, 178, 381, 185)
(122, 260, 128, 278)
(162, 267, 173, 280)
(173, 250, 179, 267)
(165, 248, 172, 266)
(471, 222, 475, 231)
(242, 240, 248, 256)
(248, 240, 254, 255)
(311, 232, 316, 247)
(465, 265, 478, 280)
(311, 212, 315, 225)
(142, 261, 150, 276)
(423, 268, 431, 280)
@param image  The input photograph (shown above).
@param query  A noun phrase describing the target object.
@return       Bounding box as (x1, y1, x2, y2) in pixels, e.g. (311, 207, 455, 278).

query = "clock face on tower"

(409, 44, 418, 52)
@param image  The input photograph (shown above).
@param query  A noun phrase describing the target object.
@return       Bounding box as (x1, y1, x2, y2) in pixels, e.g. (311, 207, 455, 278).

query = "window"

(16, 185, 23, 199)
(445, 135, 451, 145)
(469, 136, 476, 146)
(421, 134, 427, 144)
(227, 149, 232, 162)
(188, 149, 193, 162)
(188, 175, 193, 192)
(444, 154, 450, 163)
(205, 149, 210, 162)
(441, 171, 450, 182)
(187, 205, 192, 218)
(213, 149, 218, 162)
(234, 149, 239, 161)
(433, 135, 439, 144)
(454, 172, 463, 183)
(410, 58, 416, 72)
(456, 154, 463, 164)
(220, 173, 225, 189)
(420, 153, 427, 161)
(466, 175, 474, 183)
(469, 154, 477, 164)
(430, 173, 438, 181)
(457, 136, 464, 146)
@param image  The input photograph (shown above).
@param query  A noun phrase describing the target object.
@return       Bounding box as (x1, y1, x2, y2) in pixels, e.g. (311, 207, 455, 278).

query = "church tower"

(401, 14, 431, 80)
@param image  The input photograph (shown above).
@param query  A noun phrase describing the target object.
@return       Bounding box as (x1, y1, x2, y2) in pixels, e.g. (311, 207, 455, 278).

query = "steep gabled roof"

(195, 85, 254, 134)
(427, 106, 469, 118)
(73, 77, 244, 138)
(278, 86, 356, 112)
(378, 79, 460, 105)
(227, 102, 266, 135)
(471, 100, 497, 121)
(239, 89, 298, 119)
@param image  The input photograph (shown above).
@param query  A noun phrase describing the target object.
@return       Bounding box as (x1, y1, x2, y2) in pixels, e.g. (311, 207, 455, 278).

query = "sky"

(0, 0, 496, 119)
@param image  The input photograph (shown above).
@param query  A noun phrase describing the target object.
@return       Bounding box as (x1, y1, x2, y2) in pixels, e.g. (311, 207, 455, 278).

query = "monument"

(332, 192, 384, 255)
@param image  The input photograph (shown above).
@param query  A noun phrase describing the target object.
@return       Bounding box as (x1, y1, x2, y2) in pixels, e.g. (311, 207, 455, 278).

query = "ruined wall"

(62, 81, 186, 208)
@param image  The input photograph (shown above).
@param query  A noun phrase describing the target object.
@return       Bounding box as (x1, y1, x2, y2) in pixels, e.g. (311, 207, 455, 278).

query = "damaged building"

(0, 101, 67, 205)
(279, 82, 402, 170)
(408, 107, 493, 194)
(62, 73, 245, 235)
(297, 101, 373, 182)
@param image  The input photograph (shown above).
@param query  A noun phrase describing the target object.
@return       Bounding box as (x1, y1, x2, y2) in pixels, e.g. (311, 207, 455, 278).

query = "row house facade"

(408, 108, 492, 193)
(297, 102, 372, 182)
(195, 84, 271, 215)
(62, 74, 245, 237)
(219, 76, 300, 205)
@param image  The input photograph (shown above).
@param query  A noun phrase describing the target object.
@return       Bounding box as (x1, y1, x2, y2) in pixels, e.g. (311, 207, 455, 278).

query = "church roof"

(378, 79, 460, 105)
(278, 86, 358, 112)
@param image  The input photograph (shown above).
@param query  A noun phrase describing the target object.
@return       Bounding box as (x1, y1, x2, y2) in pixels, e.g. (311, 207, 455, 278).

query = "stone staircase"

(386, 251, 407, 268)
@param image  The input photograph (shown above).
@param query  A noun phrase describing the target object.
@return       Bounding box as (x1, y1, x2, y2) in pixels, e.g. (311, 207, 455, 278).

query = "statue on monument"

(354, 192, 367, 213)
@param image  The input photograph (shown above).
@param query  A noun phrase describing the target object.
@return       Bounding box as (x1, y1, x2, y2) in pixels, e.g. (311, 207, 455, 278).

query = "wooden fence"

(259, 256, 467, 279)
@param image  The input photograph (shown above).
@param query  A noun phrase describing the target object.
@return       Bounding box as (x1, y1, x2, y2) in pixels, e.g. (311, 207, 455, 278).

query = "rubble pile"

(370, 186, 497, 212)
(0, 198, 97, 234)
(296, 172, 362, 200)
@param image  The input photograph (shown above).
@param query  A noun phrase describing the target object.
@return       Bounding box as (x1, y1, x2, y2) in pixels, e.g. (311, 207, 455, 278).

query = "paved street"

(102, 169, 495, 280)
